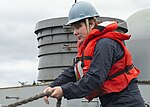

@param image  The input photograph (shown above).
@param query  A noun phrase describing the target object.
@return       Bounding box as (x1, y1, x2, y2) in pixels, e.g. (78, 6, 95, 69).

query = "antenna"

(75, 0, 77, 3)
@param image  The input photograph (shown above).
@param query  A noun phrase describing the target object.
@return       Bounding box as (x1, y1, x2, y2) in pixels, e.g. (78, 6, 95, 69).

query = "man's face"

(72, 22, 88, 44)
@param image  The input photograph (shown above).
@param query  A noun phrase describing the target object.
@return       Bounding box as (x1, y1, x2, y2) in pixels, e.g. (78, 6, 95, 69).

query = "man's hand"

(43, 86, 63, 104)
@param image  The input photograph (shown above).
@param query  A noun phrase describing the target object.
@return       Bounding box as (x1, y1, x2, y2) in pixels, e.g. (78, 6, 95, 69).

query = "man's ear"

(90, 21, 95, 29)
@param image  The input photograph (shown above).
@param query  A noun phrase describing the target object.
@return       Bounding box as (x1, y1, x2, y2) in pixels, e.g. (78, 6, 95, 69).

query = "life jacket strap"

(74, 56, 92, 63)
(73, 54, 92, 68)
(106, 64, 134, 81)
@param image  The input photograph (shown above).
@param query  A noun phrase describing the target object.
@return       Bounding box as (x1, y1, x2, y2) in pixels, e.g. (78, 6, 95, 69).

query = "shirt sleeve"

(61, 38, 124, 100)
(49, 66, 77, 87)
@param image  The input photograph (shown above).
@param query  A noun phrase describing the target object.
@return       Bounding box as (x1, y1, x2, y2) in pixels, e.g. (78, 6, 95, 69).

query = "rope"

(56, 98, 62, 107)
(2, 91, 62, 107)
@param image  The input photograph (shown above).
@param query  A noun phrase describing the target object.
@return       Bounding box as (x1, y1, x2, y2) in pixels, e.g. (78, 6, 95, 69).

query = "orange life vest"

(74, 22, 140, 101)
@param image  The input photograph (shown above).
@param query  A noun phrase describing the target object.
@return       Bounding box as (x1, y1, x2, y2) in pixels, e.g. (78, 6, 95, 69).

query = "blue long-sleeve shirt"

(49, 38, 124, 99)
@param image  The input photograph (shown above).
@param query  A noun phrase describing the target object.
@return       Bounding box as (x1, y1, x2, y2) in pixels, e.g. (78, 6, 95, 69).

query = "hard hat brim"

(66, 14, 99, 25)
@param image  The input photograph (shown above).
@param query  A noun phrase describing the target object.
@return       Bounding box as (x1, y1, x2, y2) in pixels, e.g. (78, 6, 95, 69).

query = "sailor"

(44, 1, 145, 107)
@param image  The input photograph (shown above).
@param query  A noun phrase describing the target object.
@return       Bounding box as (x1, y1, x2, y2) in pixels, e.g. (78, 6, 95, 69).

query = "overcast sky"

(0, 0, 150, 88)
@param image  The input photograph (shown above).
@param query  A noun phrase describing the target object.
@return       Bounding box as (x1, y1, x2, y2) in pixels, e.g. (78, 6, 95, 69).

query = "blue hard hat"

(66, 1, 99, 25)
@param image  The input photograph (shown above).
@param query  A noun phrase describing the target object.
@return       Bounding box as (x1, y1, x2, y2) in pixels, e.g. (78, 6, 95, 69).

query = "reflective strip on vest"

(74, 61, 84, 81)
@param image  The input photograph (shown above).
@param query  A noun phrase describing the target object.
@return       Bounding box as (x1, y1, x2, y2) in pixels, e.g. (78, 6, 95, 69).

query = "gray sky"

(0, 0, 150, 88)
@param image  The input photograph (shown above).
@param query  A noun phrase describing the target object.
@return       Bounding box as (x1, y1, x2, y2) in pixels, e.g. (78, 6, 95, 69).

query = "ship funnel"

(34, 17, 77, 82)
